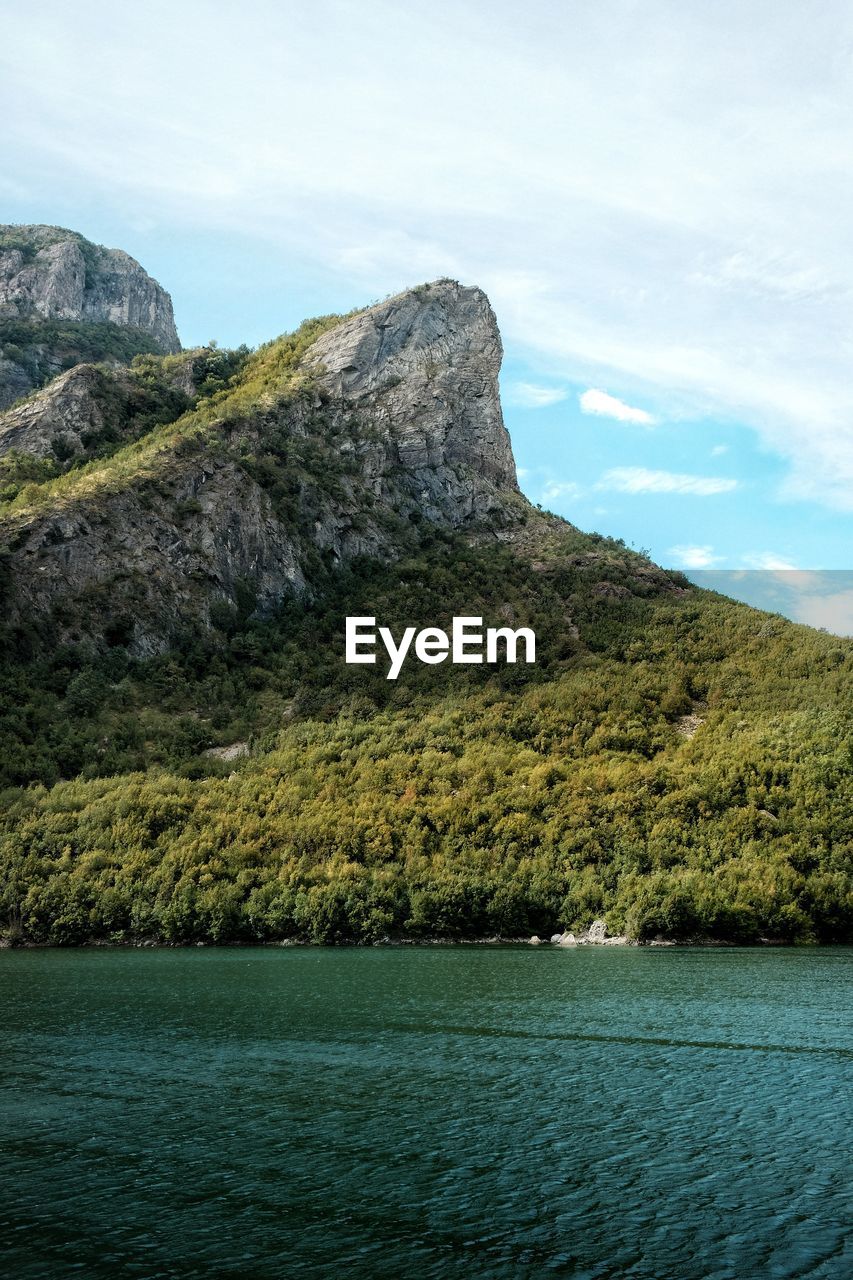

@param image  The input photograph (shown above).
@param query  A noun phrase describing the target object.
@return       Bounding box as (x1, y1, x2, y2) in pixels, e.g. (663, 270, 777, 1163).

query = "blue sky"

(1, 0, 851, 629)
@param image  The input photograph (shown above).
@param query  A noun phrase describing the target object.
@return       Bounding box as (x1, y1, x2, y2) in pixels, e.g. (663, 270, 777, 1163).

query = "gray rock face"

(0, 365, 116, 459)
(5, 457, 309, 656)
(0, 356, 33, 409)
(310, 281, 517, 493)
(0, 351, 208, 461)
(574, 920, 632, 945)
(0, 226, 180, 353)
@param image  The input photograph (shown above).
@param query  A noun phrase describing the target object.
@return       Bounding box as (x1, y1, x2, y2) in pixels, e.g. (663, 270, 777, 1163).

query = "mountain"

(0, 279, 523, 653)
(0, 237, 849, 948)
(0, 225, 179, 410)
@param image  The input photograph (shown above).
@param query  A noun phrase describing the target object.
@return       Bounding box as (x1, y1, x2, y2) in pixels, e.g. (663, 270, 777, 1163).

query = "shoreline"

(0, 934, 830, 950)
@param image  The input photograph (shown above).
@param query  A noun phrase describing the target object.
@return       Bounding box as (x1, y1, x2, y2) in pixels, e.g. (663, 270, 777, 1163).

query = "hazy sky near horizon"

(1, 0, 852, 619)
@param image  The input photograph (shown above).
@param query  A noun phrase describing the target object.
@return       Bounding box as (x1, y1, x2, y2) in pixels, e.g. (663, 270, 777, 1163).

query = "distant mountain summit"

(0, 225, 179, 409)
(0, 225, 179, 349)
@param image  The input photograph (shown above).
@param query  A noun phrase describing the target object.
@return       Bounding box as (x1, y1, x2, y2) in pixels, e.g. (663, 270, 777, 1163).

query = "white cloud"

(541, 480, 583, 505)
(683, 569, 853, 633)
(790, 588, 853, 636)
(579, 388, 654, 425)
(599, 467, 738, 496)
(668, 544, 719, 569)
(3, 1, 853, 508)
(741, 552, 800, 571)
(710, 444, 729, 456)
(505, 382, 567, 408)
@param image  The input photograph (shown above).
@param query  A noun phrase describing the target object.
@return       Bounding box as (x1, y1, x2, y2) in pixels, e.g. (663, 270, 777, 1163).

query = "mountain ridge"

(0, 232, 849, 947)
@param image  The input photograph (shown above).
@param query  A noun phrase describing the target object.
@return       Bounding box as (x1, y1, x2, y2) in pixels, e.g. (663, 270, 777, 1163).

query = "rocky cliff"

(309, 282, 516, 493)
(0, 278, 525, 654)
(0, 365, 143, 460)
(0, 225, 179, 349)
(0, 226, 180, 410)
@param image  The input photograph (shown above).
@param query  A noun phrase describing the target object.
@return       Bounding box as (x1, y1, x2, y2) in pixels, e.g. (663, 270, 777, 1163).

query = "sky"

(1, 0, 851, 631)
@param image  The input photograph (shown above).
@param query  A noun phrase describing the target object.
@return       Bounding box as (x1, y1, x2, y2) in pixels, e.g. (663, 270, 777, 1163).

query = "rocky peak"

(308, 280, 519, 495)
(0, 225, 180, 353)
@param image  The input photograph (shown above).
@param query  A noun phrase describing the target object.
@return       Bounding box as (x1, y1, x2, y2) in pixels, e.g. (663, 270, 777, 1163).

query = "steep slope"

(0, 225, 180, 410)
(0, 281, 524, 654)
(0, 537, 848, 946)
(0, 258, 849, 948)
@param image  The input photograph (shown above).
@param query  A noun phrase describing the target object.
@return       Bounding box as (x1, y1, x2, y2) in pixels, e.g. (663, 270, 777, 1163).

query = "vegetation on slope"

(0, 315, 346, 521)
(0, 529, 850, 946)
(0, 318, 163, 406)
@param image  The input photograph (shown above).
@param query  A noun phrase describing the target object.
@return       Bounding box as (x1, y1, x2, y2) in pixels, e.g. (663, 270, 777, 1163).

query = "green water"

(1, 946, 850, 1279)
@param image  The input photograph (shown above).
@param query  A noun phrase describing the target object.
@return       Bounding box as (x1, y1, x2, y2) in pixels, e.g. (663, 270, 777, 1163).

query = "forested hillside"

(1, 527, 849, 946)
(0, 237, 849, 946)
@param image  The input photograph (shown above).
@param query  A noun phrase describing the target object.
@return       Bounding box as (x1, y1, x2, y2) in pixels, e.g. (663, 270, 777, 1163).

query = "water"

(1, 946, 850, 1280)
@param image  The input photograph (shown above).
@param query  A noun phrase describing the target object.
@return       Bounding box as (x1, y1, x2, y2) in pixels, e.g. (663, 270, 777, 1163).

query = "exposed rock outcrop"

(0, 226, 179, 351)
(676, 712, 705, 739)
(550, 923, 633, 946)
(577, 920, 632, 945)
(3, 457, 310, 655)
(0, 365, 126, 460)
(0, 226, 180, 410)
(309, 281, 518, 504)
(0, 351, 211, 462)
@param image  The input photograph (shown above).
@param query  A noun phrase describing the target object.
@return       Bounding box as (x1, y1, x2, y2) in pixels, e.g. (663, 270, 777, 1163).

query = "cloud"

(505, 382, 567, 408)
(668, 544, 719, 568)
(790, 587, 853, 636)
(540, 480, 583, 505)
(579, 388, 654, 425)
(3, 1, 853, 508)
(741, 552, 799, 571)
(598, 467, 738, 496)
(710, 444, 729, 456)
(687, 569, 853, 635)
